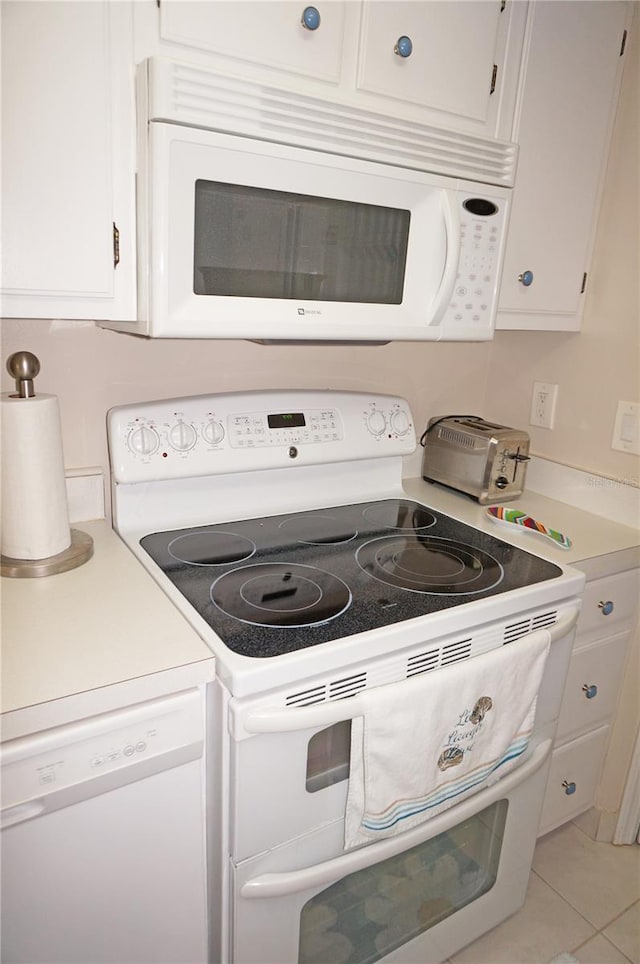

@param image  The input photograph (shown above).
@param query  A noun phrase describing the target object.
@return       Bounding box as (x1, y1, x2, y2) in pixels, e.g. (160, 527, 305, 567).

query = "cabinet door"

(0, 1, 135, 321)
(497, 1, 630, 331)
(357, 2, 503, 125)
(157, 1, 345, 84)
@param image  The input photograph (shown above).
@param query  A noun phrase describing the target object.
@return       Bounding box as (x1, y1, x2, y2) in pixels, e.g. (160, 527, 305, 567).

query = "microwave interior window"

(193, 180, 410, 304)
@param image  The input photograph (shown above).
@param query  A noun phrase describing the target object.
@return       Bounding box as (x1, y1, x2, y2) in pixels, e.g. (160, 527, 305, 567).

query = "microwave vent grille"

(148, 59, 518, 187)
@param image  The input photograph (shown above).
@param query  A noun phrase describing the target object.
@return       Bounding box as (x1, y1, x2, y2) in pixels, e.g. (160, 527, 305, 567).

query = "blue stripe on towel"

(362, 736, 530, 832)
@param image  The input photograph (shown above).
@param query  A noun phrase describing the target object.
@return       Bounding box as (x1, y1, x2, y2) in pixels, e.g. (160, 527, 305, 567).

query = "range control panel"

(108, 390, 416, 484)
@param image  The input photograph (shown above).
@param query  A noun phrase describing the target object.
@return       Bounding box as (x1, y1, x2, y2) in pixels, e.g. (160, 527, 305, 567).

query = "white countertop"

(403, 477, 640, 579)
(1, 520, 214, 723)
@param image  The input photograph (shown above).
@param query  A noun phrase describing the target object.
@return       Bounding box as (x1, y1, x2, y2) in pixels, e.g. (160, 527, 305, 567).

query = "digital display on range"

(267, 412, 306, 430)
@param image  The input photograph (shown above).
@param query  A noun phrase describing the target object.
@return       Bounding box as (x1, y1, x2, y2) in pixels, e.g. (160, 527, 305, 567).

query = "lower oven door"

(232, 736, 551, 964)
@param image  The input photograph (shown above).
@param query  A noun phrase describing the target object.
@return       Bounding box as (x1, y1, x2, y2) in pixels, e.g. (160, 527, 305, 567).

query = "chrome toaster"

(421, 416, 530, 504)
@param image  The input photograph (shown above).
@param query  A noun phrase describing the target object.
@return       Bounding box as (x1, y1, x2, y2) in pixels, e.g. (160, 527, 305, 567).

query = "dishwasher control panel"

(1, 690, 203, 822)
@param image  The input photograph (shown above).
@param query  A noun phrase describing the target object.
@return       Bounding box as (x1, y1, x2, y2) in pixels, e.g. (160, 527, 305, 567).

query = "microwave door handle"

(240, 736, 552, 899)
(429, 190, 460, 326)
(240, 608, 580, 737)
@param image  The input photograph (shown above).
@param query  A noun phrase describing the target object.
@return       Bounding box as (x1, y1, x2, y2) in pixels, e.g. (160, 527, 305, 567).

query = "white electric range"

(108, 389, 585, 964)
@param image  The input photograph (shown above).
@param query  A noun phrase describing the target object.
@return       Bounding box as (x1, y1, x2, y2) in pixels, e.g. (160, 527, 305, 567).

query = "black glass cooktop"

(140, 499, 562, 658)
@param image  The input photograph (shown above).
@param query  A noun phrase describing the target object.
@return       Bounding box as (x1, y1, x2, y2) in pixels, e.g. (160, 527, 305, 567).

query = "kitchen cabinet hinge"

(580, 272, 588, 294)
(490, 64, 498, 95)
(113, 222, 120, 269)
(620, 29, 627, 56)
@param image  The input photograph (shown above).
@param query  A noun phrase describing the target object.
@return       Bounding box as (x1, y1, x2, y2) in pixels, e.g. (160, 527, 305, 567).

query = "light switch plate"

(612, 401, 640, 454)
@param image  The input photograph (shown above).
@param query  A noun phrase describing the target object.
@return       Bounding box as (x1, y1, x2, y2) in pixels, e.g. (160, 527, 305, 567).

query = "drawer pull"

(598, 600, 614, 616)
(562, 780, 577, 795)
(301, 6, 321, 30)
(394, 35, 413, 58)
(582, 684, 598, 699)
(518, 269, 534, 286)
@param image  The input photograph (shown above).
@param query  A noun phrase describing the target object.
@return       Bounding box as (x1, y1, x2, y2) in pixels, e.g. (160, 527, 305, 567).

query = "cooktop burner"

(140, 499, 562, 658)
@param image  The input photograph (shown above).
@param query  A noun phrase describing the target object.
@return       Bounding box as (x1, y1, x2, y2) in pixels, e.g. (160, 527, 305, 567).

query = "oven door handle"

(240, 736, 552, 899)
(242, 608, 580, 736)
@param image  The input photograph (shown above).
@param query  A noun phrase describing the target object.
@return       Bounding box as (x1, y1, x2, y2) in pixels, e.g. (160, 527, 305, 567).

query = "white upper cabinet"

(157, 1, 346, 84)
(135, 0, 527, 144)
(497, 1, 632, 332)
(357, 2, 505, 129)
(0, 1, 136, 321)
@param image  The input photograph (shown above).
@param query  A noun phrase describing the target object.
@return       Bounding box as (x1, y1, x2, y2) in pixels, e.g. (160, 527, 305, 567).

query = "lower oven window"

(299, 799, 508, 963)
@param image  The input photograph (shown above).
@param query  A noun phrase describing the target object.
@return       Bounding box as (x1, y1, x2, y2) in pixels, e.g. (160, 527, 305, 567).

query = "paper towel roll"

(1, 392, 71, 560)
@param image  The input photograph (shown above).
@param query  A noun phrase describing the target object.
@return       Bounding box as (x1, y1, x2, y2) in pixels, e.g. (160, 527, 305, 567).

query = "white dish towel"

(345, 628, 551, 850)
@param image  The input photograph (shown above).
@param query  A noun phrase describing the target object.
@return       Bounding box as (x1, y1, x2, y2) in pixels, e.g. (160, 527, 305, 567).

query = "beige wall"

(1, 18, 638, 491)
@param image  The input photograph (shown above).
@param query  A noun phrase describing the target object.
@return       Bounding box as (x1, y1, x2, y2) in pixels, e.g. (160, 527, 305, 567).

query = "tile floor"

(449, 822, 640, 964)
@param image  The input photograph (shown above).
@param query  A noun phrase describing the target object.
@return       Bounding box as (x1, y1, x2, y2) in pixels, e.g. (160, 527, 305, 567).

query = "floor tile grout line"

(571, 930, 635, 964)
(528, 868, 602, 934)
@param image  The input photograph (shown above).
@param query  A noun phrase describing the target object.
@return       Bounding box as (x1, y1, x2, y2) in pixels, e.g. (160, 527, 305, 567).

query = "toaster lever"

(506, 448, 531, 483)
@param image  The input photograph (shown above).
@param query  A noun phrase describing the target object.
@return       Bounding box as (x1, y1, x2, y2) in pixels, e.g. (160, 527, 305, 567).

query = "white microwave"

(105, 60, 513, 343)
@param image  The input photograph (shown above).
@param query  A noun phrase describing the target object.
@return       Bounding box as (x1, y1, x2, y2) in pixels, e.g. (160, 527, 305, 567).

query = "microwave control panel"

(440, 192, 509, 339)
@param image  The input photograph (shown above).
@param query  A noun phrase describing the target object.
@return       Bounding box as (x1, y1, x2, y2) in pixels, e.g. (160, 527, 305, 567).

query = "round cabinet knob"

(390, 409, 411, 436)
(562, 780, 577, 795)
(598, 600, 614, 616)
(202, 419, 225, 446)
(582, 684, 598, 700)
(518, 270, 534, 286)
(128, 425, 160, 457)
(366, 410, 387, 437)
(301, 5, 320, 30)
(168, 420, 197, 452)
(394, 35, 413, 58)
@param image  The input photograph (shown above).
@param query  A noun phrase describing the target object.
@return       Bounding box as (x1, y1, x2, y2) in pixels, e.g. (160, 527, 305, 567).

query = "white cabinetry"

(539, 567, 638, 835)
(0, 1, 136, 321)
(497, 1, 632, 332)
(136, 0, 527, 144)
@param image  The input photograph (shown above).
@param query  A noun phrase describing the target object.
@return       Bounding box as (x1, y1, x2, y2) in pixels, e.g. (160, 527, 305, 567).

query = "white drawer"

(576, 569, 639, 639)
(538, 726, 610, 836)
(555, 630, 630, 743)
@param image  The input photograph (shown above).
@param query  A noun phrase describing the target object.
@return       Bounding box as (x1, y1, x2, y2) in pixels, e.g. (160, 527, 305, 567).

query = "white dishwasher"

(1, 687, 209, 964)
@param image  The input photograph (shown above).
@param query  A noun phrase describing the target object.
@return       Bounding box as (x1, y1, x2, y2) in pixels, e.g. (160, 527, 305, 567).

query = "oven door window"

(299, 799, 508, 964)
(193, 181, 410, 304)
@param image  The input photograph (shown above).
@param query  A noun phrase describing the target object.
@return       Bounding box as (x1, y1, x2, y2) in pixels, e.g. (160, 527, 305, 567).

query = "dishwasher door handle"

(240, 607, 580, 737)
(1, 799, 46, 829)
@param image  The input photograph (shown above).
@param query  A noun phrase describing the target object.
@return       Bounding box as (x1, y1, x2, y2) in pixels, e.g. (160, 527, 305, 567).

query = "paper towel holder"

(2, 351, 94, 578)
(8, 349, 40, 398)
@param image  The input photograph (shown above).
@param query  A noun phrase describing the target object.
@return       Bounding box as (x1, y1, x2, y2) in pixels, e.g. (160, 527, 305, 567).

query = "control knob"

(168, 420, 197, 452)
(390, 408, 411, 436)
(127, 425, 160, 457)
(202, 419, 225, 445)
(366, 409, 387, 437)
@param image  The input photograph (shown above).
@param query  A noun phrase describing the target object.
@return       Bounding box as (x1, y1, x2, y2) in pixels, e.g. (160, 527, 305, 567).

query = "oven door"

(232, 737, 551, 964)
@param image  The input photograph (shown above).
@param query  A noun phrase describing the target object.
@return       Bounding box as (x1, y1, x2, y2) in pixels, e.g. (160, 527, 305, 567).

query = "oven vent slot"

(503, 610, 558, 644)
(329, 673, 368, 701)
(285, 684, 327, 707)
(406, 648, 440, 677)
(441, 638, 473, 664)
(532, 610, 558, 630)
